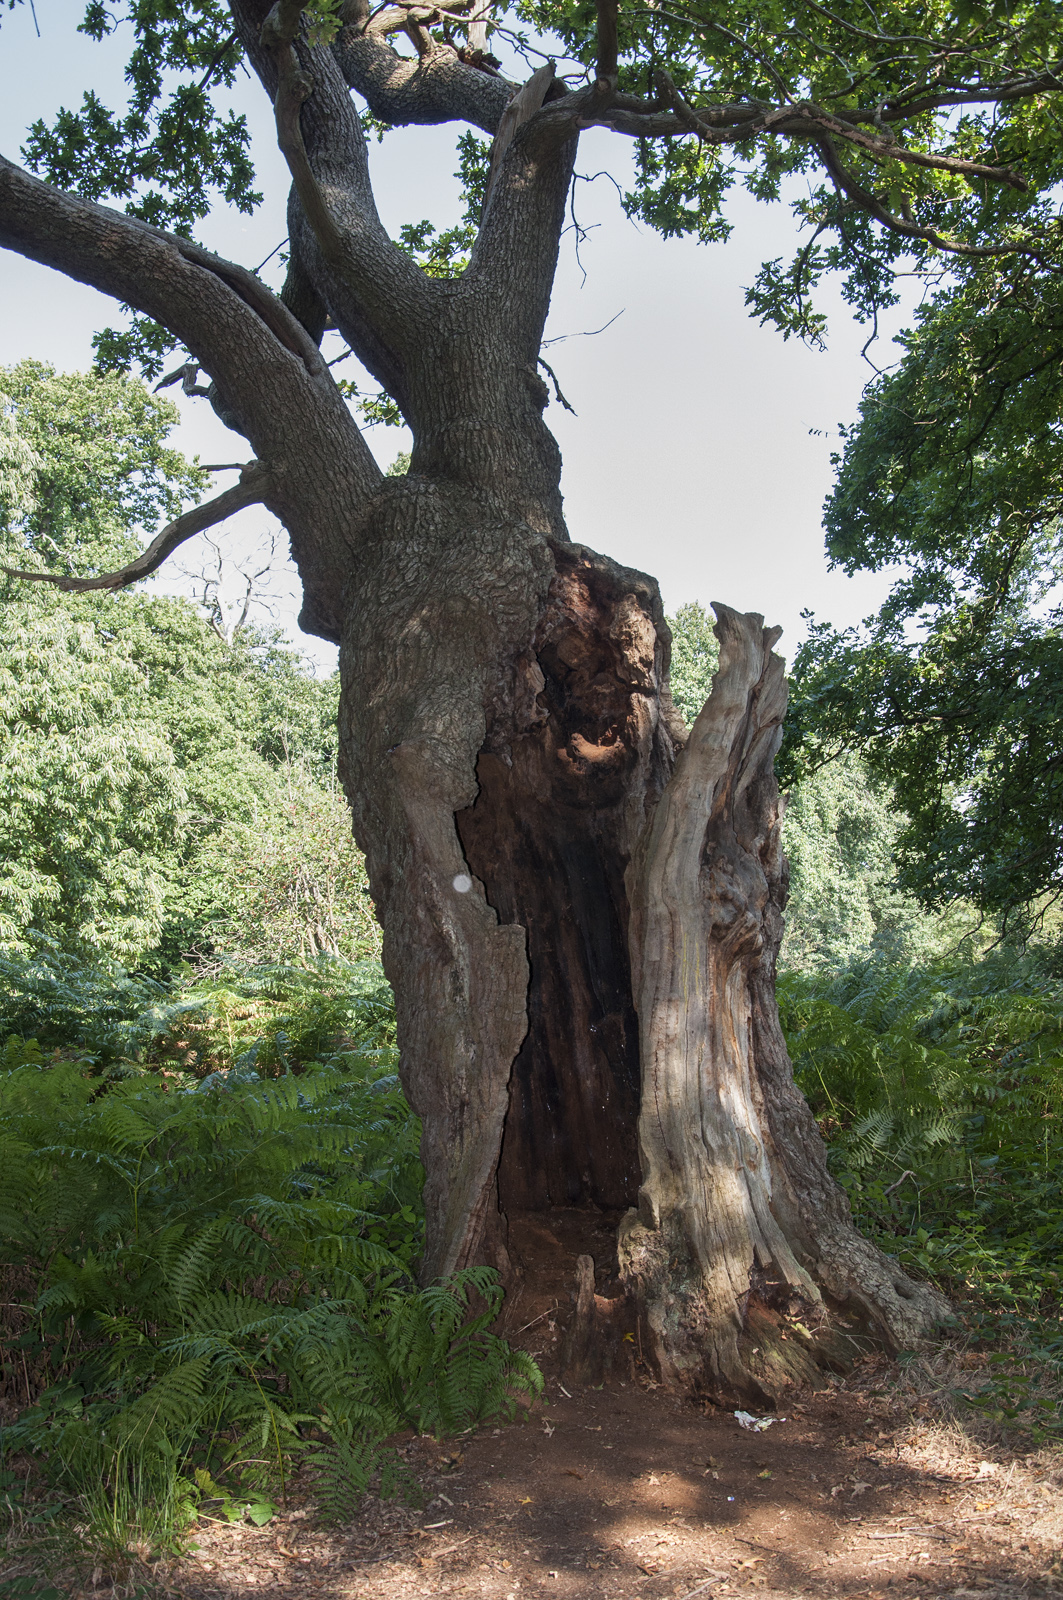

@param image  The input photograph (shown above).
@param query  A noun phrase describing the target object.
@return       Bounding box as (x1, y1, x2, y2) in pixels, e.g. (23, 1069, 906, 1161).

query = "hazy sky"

(0, 1, 913, 671)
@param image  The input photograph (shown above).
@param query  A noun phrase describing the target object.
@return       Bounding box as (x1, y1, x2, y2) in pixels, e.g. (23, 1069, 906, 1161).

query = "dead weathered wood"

(559, 1253, 598, 1380)
(483, 62, 557, 211)
(620, 603, 948, 1403)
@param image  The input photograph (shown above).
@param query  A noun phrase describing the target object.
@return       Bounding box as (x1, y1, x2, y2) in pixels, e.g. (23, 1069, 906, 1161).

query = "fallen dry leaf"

(851, 1482, 873, 1496)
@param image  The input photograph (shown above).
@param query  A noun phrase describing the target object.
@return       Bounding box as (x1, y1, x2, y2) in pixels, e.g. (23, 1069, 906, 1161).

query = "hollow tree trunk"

(1, 3, 947, 1405)
(337, 497, 679, 1283)
(336, 478, 947, 1402)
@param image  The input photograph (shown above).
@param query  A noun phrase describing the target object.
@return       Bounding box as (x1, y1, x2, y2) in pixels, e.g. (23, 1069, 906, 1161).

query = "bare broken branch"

(3, 463, 272, 594)
(466, 0, 490, 55)
(482, 61, 558, 211)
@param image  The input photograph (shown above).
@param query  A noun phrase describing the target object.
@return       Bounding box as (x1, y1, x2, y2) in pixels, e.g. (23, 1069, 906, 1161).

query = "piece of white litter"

(734, 1410, 785, 1431)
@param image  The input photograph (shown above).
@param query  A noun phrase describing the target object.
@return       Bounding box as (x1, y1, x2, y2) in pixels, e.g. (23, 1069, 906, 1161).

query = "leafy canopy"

(6, 0, 1063, 369)
(783, 262, 1063, 927)
(0, 364, 370, 968)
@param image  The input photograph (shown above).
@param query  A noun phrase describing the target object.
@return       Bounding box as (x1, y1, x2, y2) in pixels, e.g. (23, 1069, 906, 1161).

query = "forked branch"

(3, 464, 273, 594)
(813, 135, 1044, 262)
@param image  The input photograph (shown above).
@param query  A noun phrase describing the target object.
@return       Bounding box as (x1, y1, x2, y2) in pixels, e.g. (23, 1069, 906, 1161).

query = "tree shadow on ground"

(138, 1358, 1062, 1600)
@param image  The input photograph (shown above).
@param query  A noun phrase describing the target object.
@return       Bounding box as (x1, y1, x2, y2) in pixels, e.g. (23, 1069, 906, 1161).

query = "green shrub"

(0, 958, 540, 1556)
(780, 949, 1063, 1433)
(0, 938, 200, 1066)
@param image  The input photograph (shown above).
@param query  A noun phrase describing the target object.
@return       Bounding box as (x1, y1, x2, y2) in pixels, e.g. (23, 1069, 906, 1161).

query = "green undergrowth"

(780, 949, 1063, 1438)
(0, 951, 540, 1572)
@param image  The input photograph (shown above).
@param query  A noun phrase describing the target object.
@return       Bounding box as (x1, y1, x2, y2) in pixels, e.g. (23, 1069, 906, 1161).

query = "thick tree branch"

(0, 155, 334, 412)
(468, 71, 577, 356)
(279, 216, 330, 344)
(813, 135, 1048, 264)
(581, 74, 1027, 193)
(0, 152, 382, 639)
(332, 24, 514, 133)
(3, 464, 272, 593)
(596, 0, 618, 87)
(263, 1, 350, 267)
(231, 0, 441, 375)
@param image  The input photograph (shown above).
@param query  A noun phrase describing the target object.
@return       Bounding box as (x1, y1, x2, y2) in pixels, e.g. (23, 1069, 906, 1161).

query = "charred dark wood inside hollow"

(457, 544, 677, 1217)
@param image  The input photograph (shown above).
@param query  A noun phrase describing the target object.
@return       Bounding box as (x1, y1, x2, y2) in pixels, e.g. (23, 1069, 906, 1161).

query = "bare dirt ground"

(150, 1344, 1062, 1600)
(3, 1217, 1061, 1598)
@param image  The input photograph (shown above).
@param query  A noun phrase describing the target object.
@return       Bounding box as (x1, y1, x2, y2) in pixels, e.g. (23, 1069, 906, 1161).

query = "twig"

(675, 1580, 721, 1600)
(254, 237, 289, 274)
(512, 1302, 557, 1336)
(542, 308, 624, 346)
(429, 1534, 476, 1559)
(538, 357, 577, 414)
(348, 1532, 476, 1567)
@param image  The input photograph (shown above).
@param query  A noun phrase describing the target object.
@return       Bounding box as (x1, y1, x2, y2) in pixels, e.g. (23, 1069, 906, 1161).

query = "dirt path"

(166, 1361, 1062, 1600)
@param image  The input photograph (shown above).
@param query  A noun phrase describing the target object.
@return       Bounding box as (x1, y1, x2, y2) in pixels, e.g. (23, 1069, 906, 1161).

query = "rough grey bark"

(0, 0, 953, 1399)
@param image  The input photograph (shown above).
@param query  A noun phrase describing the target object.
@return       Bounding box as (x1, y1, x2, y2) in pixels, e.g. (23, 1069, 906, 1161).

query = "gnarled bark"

(620, 605, 947, 1403)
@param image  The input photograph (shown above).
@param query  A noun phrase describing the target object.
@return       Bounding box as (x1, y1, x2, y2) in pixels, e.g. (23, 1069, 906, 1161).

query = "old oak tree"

(2, 0, 1060, 1401)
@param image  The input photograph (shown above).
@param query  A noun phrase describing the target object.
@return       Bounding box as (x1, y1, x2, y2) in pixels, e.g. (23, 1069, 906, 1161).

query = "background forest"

(2, 364, 1062, 1570)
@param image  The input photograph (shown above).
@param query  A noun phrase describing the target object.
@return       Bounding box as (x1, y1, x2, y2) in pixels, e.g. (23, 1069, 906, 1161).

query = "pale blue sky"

(0, 0, 911, 670)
